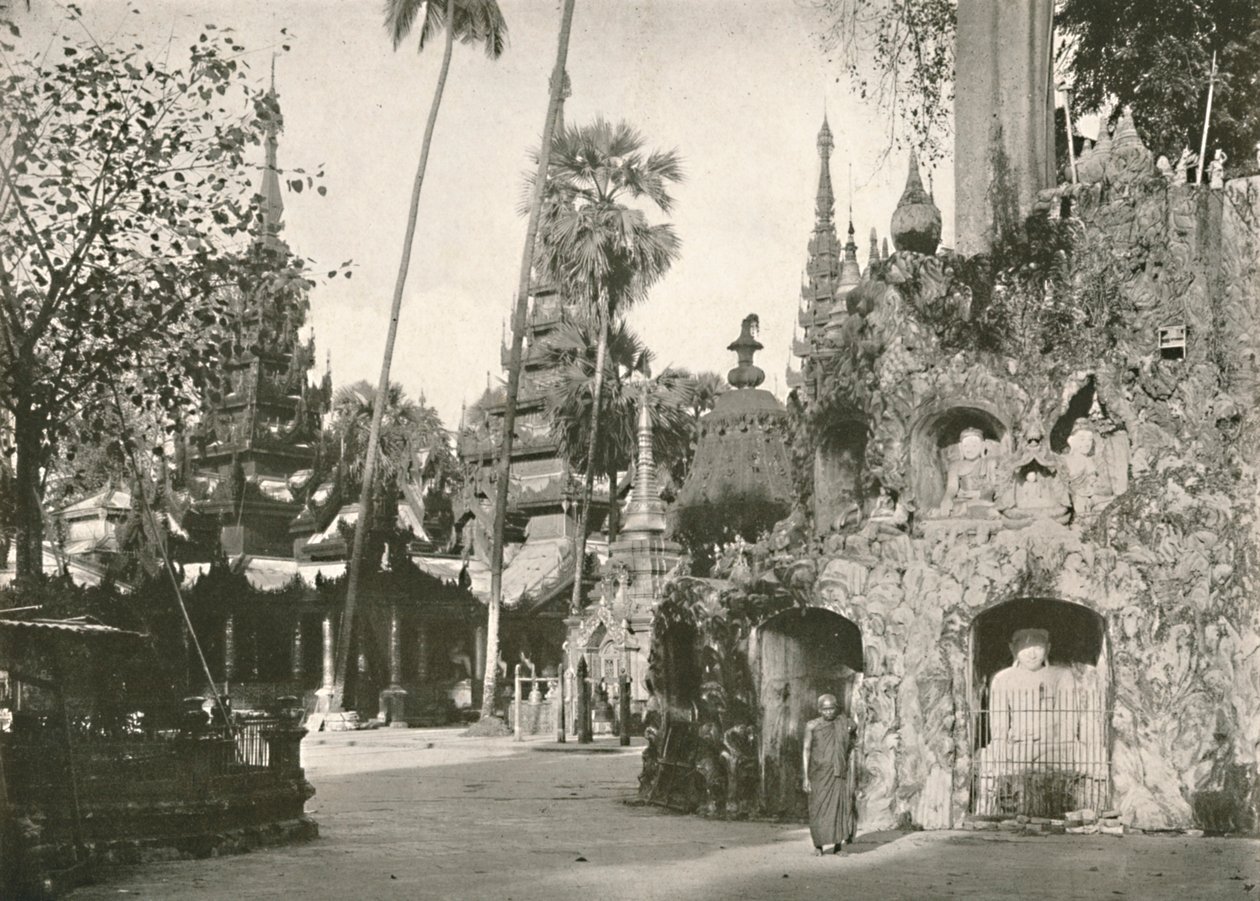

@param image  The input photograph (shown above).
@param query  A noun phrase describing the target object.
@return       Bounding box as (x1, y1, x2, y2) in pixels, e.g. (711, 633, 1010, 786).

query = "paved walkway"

(70, 728, 1259, 900)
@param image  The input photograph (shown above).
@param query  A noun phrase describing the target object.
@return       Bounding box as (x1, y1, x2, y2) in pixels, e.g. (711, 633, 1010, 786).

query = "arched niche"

(1048, 376, 1130, 519)
(968, 598, 1111, 817)
(813, 418, 868, 530)
(751, 607, 864, 819)
(909, 404, 1011, 513)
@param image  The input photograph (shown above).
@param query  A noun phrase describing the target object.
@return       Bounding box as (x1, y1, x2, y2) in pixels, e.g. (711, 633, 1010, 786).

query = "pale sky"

(20, 0, 957, 430)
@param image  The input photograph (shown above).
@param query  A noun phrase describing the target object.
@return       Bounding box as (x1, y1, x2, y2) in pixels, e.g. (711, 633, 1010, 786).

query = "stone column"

(473, 624, 486, 681)
(290, 618, 304, 681)
(380, 604, 407, 727)
(954, 0, 1056, 254)
(415, 622, 429, 682)
(223, 615, 236, 681)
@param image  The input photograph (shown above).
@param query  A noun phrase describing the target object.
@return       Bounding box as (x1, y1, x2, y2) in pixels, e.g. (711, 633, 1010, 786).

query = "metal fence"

(970, 687, 1110, 817)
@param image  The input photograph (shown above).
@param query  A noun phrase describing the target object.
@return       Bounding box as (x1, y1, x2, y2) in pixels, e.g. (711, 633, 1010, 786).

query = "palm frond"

(385, 0, 506, 58)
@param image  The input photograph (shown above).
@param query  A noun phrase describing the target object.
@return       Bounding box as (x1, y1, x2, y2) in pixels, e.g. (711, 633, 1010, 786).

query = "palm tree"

(482, 0, 577, 723)
(327, 380, 455, 498)
(329, 0, 507, 716)
(540, 312, 694, 544)
(530, 118, 684, 613)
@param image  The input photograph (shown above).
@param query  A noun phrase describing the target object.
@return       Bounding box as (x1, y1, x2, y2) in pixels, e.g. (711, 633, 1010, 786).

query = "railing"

(970, 688, 1110, 817)
(0, 711, 303, 800)
(234, 718, 279, 768)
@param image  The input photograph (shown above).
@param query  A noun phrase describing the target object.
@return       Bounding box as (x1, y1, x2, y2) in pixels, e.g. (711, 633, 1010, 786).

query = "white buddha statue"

(987, 628, 1075, 766)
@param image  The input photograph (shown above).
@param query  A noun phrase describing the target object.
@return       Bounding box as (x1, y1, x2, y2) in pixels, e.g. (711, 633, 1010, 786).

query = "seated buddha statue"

(930, 428, 1001, 519)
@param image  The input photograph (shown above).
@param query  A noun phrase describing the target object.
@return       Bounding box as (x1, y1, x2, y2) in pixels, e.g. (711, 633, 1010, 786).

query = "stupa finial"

(727, 314, 765, 389)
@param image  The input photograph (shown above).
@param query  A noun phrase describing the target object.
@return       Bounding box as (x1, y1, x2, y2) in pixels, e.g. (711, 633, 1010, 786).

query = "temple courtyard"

(66, 729, 1258, 901)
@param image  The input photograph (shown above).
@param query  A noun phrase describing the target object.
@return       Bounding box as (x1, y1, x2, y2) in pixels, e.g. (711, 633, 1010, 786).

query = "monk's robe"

(807, 714, 857, 848)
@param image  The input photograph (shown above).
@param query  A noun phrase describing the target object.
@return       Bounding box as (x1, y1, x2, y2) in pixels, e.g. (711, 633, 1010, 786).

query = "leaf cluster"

(531, 117, 683, 320)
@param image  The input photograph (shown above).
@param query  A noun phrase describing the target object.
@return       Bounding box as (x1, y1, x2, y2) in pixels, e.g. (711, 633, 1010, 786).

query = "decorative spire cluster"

(788, 115, 874, 399)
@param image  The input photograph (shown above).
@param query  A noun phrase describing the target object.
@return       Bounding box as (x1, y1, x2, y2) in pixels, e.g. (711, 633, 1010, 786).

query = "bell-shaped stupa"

(674, 315, 794, 544)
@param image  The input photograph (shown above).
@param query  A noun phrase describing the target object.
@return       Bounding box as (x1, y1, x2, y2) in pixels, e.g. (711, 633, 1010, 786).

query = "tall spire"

(792, 115, 844, 397)
(815, 116, 835, 226)
(259, 56, 285, 249)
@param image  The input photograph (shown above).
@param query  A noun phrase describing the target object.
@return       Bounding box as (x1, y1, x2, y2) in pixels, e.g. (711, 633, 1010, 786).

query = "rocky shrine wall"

(670, 175, 1260, 833)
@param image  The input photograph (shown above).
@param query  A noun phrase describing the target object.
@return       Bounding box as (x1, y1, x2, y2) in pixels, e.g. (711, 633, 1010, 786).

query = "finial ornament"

(890, 150, 941, 255)
(727, 314, 766, 389)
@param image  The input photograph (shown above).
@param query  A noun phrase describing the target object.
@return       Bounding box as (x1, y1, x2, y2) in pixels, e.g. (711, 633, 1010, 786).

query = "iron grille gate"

(969, 687, 1111, 817)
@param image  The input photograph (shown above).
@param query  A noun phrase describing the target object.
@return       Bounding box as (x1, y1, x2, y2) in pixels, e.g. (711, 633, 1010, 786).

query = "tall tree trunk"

(482, 0, 578, 721)
(567, 313, 608, 613)
(330, 0, 457, 714)
(13, 403, 45, 581)
(606, 459, 619, 544)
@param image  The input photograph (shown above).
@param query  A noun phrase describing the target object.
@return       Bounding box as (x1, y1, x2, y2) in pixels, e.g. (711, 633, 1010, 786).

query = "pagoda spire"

(620, 376, 667, 537)
(792, 115, 845, 395)
(815, 115, 836, 226)
(259, 56, 285, 249)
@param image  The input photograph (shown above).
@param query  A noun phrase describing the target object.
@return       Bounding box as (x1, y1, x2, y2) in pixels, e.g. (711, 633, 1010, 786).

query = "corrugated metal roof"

(0, 615, 145, 640)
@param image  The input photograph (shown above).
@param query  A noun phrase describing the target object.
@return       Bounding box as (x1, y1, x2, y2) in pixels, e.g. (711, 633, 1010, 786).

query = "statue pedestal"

(592, 698, 615, 736)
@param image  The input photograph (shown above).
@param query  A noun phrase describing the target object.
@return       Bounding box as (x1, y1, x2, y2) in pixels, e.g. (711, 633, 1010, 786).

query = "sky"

(19, 0, 958, 430)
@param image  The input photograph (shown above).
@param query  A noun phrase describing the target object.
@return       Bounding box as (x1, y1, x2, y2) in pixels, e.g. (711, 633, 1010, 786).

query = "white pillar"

(320, 614, 334, 692)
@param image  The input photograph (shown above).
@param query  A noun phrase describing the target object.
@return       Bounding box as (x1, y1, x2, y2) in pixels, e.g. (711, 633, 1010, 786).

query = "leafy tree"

(332, 0, 507, 715)
(482, 0, 577, 725)
(321, 379, 456, 557)
(530, 117, 683, 614)
(540, 310, 695, 543)
(1058, 0, 1260, 165)
(325, 380, 457, 499)
(0, 13, 325, 579)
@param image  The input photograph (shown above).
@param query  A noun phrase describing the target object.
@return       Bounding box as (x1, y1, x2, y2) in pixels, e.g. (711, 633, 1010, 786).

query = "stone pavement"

(69, 728, 1259, 901)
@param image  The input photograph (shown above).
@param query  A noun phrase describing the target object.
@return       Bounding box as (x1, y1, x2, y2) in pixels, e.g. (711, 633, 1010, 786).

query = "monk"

(802, 693, 858, 855)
